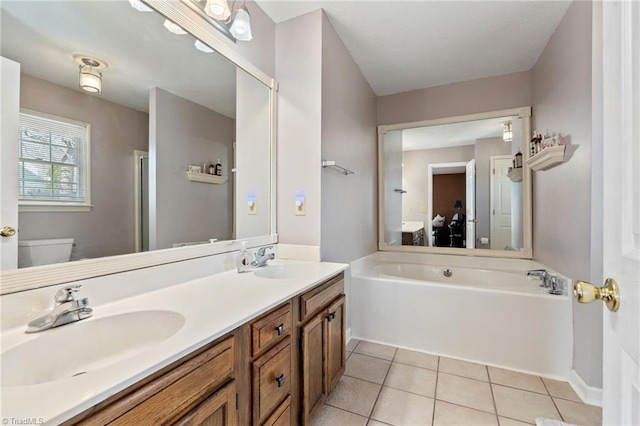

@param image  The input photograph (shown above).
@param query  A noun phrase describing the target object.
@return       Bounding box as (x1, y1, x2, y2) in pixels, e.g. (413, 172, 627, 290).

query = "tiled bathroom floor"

(313, 340, 602, 426)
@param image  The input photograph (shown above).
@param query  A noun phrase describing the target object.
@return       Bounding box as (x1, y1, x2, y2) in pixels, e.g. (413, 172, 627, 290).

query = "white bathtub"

(350, 253, 573, 379)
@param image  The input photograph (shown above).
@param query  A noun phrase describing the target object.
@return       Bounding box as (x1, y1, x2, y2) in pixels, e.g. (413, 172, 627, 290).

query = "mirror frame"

(0, 0, 278, 295)
(377, 106, 533, 259)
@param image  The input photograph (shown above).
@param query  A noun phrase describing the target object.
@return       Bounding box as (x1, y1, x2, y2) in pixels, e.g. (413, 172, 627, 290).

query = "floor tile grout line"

(366, 348, 396, 424)
(487, 365, 501, 426)
(489, 382, 556, 397)
(542, 379, 566, 422)
(323, 401, 372, 421)
(434, 396, 497, 417)
(431, 356, 440, 426)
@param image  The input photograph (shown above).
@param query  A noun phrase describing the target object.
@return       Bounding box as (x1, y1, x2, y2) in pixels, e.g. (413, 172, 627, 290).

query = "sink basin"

(1, 310, 185, 387)
(254, 263, 322, 280)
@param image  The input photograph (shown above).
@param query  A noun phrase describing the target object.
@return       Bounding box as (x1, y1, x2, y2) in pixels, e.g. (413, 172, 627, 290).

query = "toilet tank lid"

(18, 238, 74, 247)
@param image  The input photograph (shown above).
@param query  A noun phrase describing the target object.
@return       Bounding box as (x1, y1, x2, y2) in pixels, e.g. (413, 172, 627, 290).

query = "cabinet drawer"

(252, 338, 291, 425)
(299, 274, 344, 322)
(94, 337, 235, 426)
(251, 303, 291, 356)
(261, 396, 291, 426)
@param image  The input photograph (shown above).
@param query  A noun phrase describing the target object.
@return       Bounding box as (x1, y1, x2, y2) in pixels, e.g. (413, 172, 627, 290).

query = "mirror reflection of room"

(0, 1, 271, 269)
(386, 116, 524, 251)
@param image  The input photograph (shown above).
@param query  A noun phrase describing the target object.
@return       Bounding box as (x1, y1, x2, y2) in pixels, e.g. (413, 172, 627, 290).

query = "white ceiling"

(401, 116, 513, 151)
(256, 0, 572, 96)
(0, 1, 238, 117)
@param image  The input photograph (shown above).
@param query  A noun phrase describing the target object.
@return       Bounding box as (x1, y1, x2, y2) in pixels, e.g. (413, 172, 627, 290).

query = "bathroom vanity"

(1, 262, 347, 426)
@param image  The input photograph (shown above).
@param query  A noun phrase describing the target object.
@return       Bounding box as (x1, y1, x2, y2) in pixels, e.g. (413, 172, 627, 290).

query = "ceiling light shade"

(128, 0, 153, 12)
(79, 65, 102, 94)
(205, 0, 231, 21)
(503, 121, 513, 142)
(163, 19, 187, 35)
(194, 39, 214, 53)
(230, 6, 252, 41)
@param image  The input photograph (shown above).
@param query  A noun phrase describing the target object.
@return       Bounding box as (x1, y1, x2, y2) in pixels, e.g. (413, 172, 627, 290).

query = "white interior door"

(465, 159, 475, 249)
(599, 2, 640, 424)
(0, 57, 20, 270)
(490, 156, 512, 250)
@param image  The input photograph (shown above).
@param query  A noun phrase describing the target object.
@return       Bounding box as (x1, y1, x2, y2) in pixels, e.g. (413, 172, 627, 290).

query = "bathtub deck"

(312, 340, 602, 426)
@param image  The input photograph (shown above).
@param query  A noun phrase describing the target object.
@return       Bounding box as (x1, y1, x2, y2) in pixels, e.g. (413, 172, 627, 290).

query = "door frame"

(489, 155, 512, 250)
(133, 150, 148, 253)
(426, 161, 467, 247)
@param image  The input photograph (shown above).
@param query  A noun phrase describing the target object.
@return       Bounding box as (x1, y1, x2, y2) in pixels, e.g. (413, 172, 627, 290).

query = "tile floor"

(313, 340, 602, 426)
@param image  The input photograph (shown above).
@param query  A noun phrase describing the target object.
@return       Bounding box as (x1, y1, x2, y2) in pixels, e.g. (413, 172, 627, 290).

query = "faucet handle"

(257, 245, 274, 257)
(55, 285, 82, 303)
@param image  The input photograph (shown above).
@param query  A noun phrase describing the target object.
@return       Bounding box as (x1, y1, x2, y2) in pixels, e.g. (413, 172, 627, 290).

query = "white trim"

(377, 107, 533, 259)
(489, 155, 513, 250)
(568, 369, 603, 407)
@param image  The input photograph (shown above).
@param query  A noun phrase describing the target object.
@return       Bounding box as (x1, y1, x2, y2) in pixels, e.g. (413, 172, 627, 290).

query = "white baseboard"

(568, 369, 603, 407)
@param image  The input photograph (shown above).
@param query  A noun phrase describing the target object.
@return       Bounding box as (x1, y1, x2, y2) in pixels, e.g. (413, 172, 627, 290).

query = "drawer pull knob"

(275, 374, 285, 387)
(327, 312, 336, 322)
(275, 323, 284, 335)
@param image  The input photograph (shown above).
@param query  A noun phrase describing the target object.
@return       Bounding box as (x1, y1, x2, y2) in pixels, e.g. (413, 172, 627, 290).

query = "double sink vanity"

(1, 260, 348, 425)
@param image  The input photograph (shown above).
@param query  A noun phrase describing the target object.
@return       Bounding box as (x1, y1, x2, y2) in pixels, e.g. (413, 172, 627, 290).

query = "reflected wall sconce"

(74, 55, 107, 95)
(194, 39, 215, 53)
(128, 0, 153, 12)
(229, 5, 252, 41)
(503, 121, 513, 143)
(163, 19, 188, 35)
(205, 0, 231, 21)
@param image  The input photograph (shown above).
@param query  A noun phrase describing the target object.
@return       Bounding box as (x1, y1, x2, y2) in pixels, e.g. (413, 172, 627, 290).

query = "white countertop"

(0, 260, 348, 425)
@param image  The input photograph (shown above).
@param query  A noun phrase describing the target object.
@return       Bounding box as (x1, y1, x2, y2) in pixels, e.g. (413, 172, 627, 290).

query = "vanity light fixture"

(163, 19, 188, 35)
(74, 55, 108, 95)
(128, 0, 153, 12)
(194, 39, 215, 53)
(229, 5, 252, 41)
(205, 0, 231, 21)
(503, 121, 513, 143)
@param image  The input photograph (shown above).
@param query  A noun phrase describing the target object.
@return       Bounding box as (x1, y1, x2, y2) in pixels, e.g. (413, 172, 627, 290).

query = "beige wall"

(532, 1, 601, 388)
(275, 11, 323, 247)
(377, 71, 533, 125)
(149, 88, 234, 250)
(18, 74, 148, 260)
(320, 13, 378, 263)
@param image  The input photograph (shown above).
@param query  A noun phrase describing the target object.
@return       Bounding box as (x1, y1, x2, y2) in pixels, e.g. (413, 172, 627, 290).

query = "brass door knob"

(0, 226, 16, 237)
(574, 278, 620, 312)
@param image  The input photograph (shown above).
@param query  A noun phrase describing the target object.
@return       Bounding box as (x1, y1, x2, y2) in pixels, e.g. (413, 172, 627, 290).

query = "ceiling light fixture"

(194, 39, 214, 53)
(205, 0, 231, 21)
(74, 55, 108, 95)
(163, 19, 188, 35)
(128, 0, 153, 12)
(503, 121, 513, 143)
(229, 5, 252, 41)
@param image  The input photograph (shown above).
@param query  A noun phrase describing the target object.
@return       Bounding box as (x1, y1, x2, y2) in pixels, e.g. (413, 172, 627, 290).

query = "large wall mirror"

(378, 107, 532, 259)
(0, 0, 276, 293)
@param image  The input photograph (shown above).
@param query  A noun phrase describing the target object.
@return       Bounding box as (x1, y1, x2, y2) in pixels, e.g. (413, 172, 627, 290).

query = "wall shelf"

(507, 168, 523, 182)
(186, 172, 227, 184)
(526, 146, 566, 171)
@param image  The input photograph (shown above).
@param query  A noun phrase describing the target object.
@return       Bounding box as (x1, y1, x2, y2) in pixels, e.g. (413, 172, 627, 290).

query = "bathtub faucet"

(526, 269, 551, 288)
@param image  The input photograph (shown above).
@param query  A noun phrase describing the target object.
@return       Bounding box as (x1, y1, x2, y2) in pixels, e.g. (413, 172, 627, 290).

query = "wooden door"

(300, 313, 327, 425)
(174, 381, 237, 426)
(325, 296, 345, 392)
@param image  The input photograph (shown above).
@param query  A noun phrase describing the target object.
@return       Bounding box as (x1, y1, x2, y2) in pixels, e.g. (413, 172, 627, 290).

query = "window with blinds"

(18, 111, 90, 206)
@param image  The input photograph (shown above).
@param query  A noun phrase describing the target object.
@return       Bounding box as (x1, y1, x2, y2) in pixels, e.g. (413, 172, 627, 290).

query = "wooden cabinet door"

(174, 381, 237, 426)
(325, 296, 345, 392)
(300, 313, 327, 425)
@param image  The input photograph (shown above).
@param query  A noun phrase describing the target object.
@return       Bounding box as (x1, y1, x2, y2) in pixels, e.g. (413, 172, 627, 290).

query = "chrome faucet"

(526, 269, 551, 287)
(26, 285, 93, 333)
(251, 245, 275, 268)
(526, 269, 564, 295)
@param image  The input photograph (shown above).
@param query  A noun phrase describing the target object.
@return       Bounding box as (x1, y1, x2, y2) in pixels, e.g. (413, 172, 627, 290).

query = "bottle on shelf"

(208, 162, 215, 175)
(214, 159, 222, 176)
(514, 150, 523, 168)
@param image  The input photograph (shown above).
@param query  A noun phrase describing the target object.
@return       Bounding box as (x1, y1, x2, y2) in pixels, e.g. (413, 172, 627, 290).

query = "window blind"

(18, 112, 88, 203)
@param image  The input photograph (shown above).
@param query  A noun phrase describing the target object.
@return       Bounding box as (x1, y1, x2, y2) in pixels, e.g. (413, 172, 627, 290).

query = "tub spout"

(526, 269, 550, 287)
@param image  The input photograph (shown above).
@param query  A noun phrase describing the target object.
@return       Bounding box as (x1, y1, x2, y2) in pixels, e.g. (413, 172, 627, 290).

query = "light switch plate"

(295, 196, 306, 216)
(248, 200, 257, 215)
(420, 206, 427, 213)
